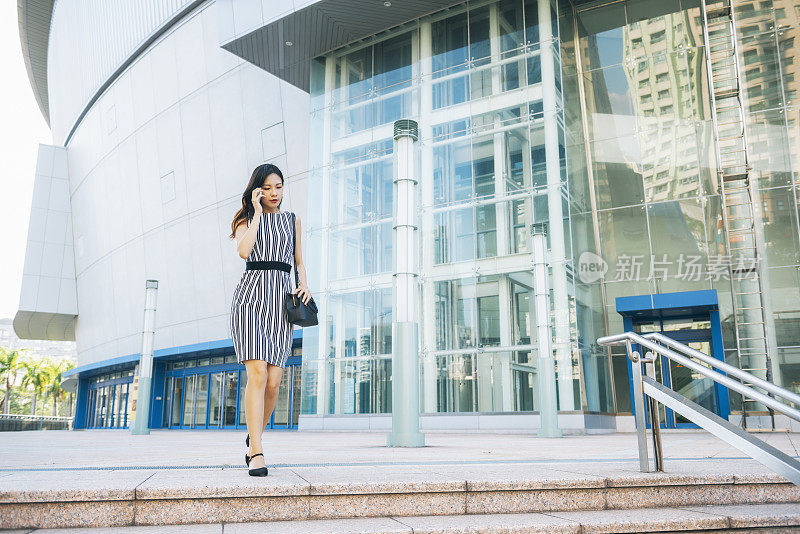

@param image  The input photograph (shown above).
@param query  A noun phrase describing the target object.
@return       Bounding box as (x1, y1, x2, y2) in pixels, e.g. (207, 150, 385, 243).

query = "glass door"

(272, 369, 291, 428)
(208, 372, 223, 428)
(170, 377, 184, 428)
(661, 336, 718, 428)
(634, 317, 721, 429)
(291, 366, 302, 428)
(238, 371, 247, 427)
(182, 375, 196, 429)
(86, 389, 95, 428)
(195, 374, 209, 428)
(223, 371, 238, 428)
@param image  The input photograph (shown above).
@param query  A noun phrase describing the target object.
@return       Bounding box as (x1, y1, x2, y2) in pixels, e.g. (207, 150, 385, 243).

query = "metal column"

(132, 279, 158, 435)
(532, 224, 562, 438)
(538, 0, 574, 411)
(387, 119, 425, 447)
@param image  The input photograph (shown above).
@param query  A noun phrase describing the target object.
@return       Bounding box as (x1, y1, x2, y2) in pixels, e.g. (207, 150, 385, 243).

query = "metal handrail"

(598, 332, 800, 422)
(642, 332, 800, 408)
(597, 331, 800, 485)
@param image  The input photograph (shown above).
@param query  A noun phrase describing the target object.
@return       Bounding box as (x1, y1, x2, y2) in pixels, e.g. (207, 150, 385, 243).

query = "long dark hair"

(229, 163, 284, 239)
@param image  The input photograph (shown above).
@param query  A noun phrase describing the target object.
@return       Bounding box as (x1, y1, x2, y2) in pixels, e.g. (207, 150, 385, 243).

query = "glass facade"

(300, 0, 800, 423)
(85, 369, 135, 429)
(161, 349, 303, 430)
(560, 0, 800, 410)
(79, 344, 304, 430)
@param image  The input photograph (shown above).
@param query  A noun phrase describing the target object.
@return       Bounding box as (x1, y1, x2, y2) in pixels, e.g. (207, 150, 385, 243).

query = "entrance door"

(633, 317, 726, 429)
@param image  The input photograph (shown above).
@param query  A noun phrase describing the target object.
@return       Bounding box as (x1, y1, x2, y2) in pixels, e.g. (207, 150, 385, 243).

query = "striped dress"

(229, 210, 295, 367)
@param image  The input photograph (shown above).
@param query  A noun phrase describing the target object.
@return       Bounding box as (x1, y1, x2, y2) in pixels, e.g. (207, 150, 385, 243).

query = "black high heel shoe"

(246, 452, 268, 477)
(246, 433, 249, 447)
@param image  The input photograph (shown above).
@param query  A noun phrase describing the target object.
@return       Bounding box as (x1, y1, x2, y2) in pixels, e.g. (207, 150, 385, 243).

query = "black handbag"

(285, 212, 318, 326)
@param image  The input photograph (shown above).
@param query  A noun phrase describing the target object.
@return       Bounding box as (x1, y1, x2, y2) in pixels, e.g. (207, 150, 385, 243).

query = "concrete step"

(6, 503, 800, 533)
(1, 461, 798, 530)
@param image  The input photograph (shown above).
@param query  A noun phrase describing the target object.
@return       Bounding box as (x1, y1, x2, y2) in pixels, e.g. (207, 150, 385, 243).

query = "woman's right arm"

(235, 212, 261, 259)
(235, 188, 264, 259)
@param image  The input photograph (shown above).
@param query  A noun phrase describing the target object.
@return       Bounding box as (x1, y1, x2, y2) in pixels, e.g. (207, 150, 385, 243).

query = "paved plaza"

(1, 430, 799, 532)
(1, 428, 798, 471)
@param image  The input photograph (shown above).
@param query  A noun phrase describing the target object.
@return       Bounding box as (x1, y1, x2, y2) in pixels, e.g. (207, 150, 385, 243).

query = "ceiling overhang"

(221, 0, 465, 92)
(13, 310, 76, 341)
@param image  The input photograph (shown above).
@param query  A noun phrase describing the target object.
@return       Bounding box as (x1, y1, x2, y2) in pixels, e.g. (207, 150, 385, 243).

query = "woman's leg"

(261, 364, 284, 437)
(243, 359, 268, 469)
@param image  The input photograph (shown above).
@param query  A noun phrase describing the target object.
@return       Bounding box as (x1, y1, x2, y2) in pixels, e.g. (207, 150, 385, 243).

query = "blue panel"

(620, 292, 729, 429)
(616, 290, 718, 320)
(66, 333, 305, 381)
(73, 378, 89, 429)
(149, 360, 167, 429)
(63, 353, 141, 379)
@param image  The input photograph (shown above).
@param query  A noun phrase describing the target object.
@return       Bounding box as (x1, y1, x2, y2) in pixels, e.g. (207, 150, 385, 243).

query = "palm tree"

(21, 359, 52, 416)
(44, 359, 74, 416)
(0, 348, 28, 415)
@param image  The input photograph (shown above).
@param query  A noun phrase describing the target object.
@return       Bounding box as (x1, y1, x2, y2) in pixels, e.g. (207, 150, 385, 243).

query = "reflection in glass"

(208, 373, 222, 427)
(170, 377, 183, 427)
(223, 372, 238, 426)
(182, 375, 195, 427)
(238, 372, 248, 426)
(195, 374, 208, 427)
(273, 371, 290, 425)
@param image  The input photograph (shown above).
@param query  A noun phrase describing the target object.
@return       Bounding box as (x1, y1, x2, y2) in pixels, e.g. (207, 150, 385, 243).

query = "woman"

(228, 163, 312, 477)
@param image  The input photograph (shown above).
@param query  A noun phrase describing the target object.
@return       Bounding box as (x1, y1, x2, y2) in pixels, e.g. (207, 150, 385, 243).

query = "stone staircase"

(2, 459, 799, 532)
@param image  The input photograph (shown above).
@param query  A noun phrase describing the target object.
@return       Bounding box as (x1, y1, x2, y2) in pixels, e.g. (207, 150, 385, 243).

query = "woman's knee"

(245, 361, 268, 386)
(266, 368, 283, 393)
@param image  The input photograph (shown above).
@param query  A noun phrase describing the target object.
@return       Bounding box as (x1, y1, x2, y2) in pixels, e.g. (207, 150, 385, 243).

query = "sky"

(0, 3, 53, 321)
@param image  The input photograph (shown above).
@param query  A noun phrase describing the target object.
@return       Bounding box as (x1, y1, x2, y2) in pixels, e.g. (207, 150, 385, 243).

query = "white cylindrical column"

(132, 279, 158, 435)
(532, 225, 562, 437)
(387, 119, 425, 447)
(538, 0, 574, 411)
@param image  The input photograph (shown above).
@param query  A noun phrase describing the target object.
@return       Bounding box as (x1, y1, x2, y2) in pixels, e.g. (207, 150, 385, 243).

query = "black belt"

(246, 261, 291, 272)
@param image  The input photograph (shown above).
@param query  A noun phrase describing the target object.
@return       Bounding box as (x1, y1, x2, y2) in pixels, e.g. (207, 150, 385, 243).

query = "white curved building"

(16, 0, 310, 430)
(17, 0, 800, 433)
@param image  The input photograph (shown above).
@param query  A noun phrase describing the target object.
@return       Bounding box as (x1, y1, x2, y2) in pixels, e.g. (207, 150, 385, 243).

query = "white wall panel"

(208, 72, 248, 200)
(48, 0, 199, 144)
(150, 35, 181, 116)
(175, 15, 208, 100)
(57, 1, 310, 368)
(189, 208, 226, 318)
(15, 144, 78, 341)
(27, 206, 48, 243)
(180, 91, 217, 211)
(155, 107, 189, 223)
(39, 240, 64, 278)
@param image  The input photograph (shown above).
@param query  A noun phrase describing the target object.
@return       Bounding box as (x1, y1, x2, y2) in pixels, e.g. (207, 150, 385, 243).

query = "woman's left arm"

(293, 214, 312, 304)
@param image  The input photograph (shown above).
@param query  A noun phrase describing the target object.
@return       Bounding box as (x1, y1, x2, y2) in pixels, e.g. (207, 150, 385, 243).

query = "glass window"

(598, 205, 650, 280)
(431, 11, 469, 109)
(590, 135, 645, 209)
(170, 377, 183, 427)
(326, 357, 392, 414)
(182, 375, 196, 427)
(195, 374, 209, 427)
(647, 199, 708, 278)
(223, 372, 238, 426)
(760, 187, 800, 266)
(208, 373, 223, 427)
(238, 371, 248, 426)
(577, 2, 626, 72)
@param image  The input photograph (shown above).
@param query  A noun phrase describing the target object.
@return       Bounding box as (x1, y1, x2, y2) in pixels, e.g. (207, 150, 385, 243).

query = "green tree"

(44, 359, 74, 416)
(0, 348, 28, 415)
(21, 359, 52, 416)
